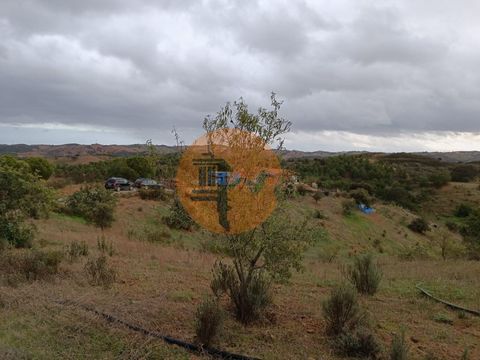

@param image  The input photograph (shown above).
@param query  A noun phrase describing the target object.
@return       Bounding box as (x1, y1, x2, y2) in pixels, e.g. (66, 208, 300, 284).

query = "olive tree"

(204, 94, 319, 323)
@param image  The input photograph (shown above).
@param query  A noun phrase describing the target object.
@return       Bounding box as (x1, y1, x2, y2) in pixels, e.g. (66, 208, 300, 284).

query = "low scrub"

(389, 330, 409, 360)
(84, 255, 116, 288)
(322, 284, 361, 336)
(163, 198, 195, 231)
(346, 254, 382, 295)
(97, 236, 115, 256)
(138, 187, 167, 201)
(66, 240, 89, 261)
(334, 326, 381, 359)
(211, 261, 272, 324)
(194, 297, 224, 347)
(342, 199, 356, 216)
(0, 249, 63, 285)
(408, 217, 429, 234)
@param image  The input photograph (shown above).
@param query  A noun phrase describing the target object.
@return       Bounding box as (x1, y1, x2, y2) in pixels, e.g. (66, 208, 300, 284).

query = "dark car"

(105, 177, 133, 191)
(134, 178, 163, 189)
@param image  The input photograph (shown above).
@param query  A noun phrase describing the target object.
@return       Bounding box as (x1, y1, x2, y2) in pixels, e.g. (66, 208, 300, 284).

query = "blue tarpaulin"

(358, 203, 375, 214)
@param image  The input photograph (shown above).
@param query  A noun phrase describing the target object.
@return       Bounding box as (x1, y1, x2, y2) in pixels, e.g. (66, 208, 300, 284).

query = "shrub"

(312, 191, 322, 203)
(455, 204, 473, 218)
(349, 188, 373, 207)
(84, 255, 116, 288)
(389, 330, 409, 360)
(342, 199, 356, 216)
(451, 165, 478, 182)
(66, 240, 89, 261)
(138, 187, 167, 201)
(97, 235, 114, 256)
(24, 157, 54, 180)
(322, 284, 360, 335)
(408, 217, 429, 234)
(194, 298, 223, 347)
(65, 186, 117, 229)
(0, 249, 63, 284)
(211, 261, 272, 324)
(163, 197, 195, 230)
(313, 209, 327, 220)
(0, 218, 34, 248)
(347, 254, 382, 295)
(334, 326, 381, 359)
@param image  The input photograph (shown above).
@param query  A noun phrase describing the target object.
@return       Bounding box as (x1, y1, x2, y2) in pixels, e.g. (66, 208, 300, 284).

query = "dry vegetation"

(1, 186, 479, 359)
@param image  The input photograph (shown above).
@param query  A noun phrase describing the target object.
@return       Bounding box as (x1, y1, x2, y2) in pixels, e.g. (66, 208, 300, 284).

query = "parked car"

(134, 178, 164, 189)
(105, 177, 133, 191)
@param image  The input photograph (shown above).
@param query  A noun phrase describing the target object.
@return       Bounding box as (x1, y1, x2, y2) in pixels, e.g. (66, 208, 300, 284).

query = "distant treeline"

(54, 153, 180, 182)
(285, 154, 480, 210)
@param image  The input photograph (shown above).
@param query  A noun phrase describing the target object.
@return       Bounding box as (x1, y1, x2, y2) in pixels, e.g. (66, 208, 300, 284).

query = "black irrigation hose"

(56, 300, 261, 360)
(416, 284, 480, 317)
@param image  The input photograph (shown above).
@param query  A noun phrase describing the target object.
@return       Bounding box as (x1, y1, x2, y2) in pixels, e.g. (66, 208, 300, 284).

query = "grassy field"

(1, 186, 479, 359)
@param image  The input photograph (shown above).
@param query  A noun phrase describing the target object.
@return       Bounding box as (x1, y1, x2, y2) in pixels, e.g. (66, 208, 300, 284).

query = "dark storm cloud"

(0, 0, 480, 150)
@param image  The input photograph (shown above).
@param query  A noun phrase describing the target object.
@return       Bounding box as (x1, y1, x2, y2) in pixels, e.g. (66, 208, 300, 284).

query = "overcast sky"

(1, 0, 480, 152)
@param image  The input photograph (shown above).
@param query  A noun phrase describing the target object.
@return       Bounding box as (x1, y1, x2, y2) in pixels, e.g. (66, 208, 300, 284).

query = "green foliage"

(451, 164, 479, 182)
(349, 188, 373, 207)
(84, 255, 116, 288)
(455, 203, 473, 218)
(194, 297, 224, 346)
(389, 330, 409, 360)
(24, 157, 54, 180)
(163, 197, 195, 230)
(211, 261, 272, 324)
(460, 209, 480, 260)
(346, 254, 382, 295)
(408, 217, 430, 234)
(65, 186, 117, 229)
(138, 187, 167, 200)
(0, 156, 52, 247)
(342, 199, 356, 216)
(334, 326, 381, 359)
(322, 284, 361, 335)
(126, 156, 155, 178)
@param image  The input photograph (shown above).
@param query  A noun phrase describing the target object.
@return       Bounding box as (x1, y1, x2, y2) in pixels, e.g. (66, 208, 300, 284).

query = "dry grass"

(0, 193, 479, 359)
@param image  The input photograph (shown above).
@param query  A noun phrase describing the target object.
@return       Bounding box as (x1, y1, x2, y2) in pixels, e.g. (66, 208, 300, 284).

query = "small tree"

(204, 94, 320, 324)
(312, 191, 322, 203)
(24, 157, 54, 180)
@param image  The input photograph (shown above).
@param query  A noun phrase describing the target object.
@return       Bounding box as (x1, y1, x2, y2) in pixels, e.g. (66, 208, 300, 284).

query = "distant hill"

(0, 144, 479, 163)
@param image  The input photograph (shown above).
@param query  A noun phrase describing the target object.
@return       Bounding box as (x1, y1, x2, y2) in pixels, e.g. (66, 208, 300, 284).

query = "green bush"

(194, 297, 223, 347)
(84, 255, 116, 288)
(211, 261, 272, 324)
(65, 186, 117, 229)
(455, 204, 473, 218)
(24, 157, 54, 180)
(347, 254, 382, 295)
(322, 284, 360, 335)
(451, 165, 478, 182)
(163, 197, 195, 230)
(342, 199, 356, 216)
(349, 188, 373, 207)
(138, 187, 167, 200)
(334, 326, 381, 359)
(408, 217, 429, 234)
(389, 330, 409, 360)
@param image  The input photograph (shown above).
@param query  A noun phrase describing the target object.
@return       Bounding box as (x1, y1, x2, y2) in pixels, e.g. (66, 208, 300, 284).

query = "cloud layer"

(1, 0, 480, 151)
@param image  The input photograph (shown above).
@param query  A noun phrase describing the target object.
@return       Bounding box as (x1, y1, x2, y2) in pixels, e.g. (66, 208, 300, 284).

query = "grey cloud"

(0, 0, 480, 149)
